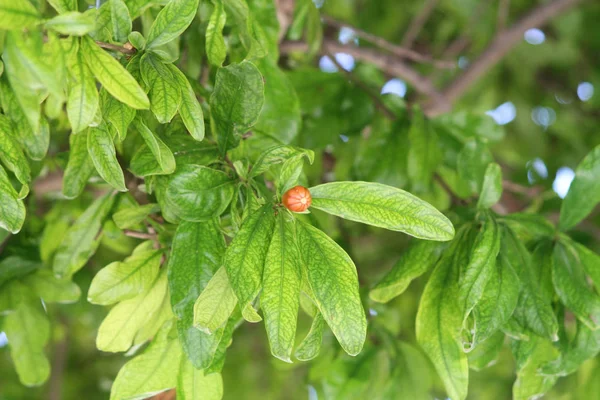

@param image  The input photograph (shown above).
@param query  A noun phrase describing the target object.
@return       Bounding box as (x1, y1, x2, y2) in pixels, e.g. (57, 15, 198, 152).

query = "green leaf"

(261, 213, 302, 362)
(80, 35, 149, 109)
(0, 0, 41, 30)
(134, 119, 176, 174)
(109, 321, 181, 400)
(48, 0, 77, 14)
(128, 31, 146, 50)
(62, 130, 96, 199)
(101, 89, 136, 142)
(295, 312, 325, 361)
(205, 0, 227, 67)
(141, 53, 182, 124)
(113, 203, 160, 229)
(168, 65, 205, 141)
(97, 269, 168, 352)
(165, 165, 235, 222)
(45, 11, 97, 35)
(309, 181, 455, 241)
(370, 240, 444, 303)
(0, 280, 28, 315)
(416, 234, 469, 400)
(22, 269, 81, 304)
(459, 215, 501, 320)
(87, 123, 127, 191)
(0, 115, 31, 185)
(88, 241, 162, 305)
(541, 321, 600, 376)
(296, 221, 366, 356)
(205, 313, 239, 374)
(67, 50, 100, 134)
(53, 192, 117, 278)
(477, 163, 503, 209)
(571, 240, 600, 290)
(225, 204, 275, 316)
(559, 144, 600, 230)
(146, 0, 200, 49)
(457, 139, 493, 195)
(210, 61, 265, 154)
(0, 165, 26, 234)
(0, 256, 41, 287)
(110, 0, 132, 43)
(193, 266, 237, 334)
(467, 331, 504, 371)
(250, 145, 314, 178)
(4, 301, 50, 387)
(277, 155, 305, 196)
(512, 338, 559, 400)
(177, 359, 223, 400)
(553, 241, 600, 329)
(407, 109, 441, 187)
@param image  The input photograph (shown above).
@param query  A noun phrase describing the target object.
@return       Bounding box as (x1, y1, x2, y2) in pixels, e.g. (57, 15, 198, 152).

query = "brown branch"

(281, 39, 448, 107)
(321, 15, 455, 68)
(425, 0, 583, 116)
(401, 0, 439, 48)
(96, 41, 136, 55)
(123, 230, 156, 240)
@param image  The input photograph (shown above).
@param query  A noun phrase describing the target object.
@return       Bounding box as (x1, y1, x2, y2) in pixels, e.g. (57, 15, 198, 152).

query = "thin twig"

(326, 52, 396, 119)
(123, 230, 156, 240)
(425, 0, 583, 116)
(321, 15, 455, 68)
(96, 41, 136, 55)
(401, 0, 439, 48)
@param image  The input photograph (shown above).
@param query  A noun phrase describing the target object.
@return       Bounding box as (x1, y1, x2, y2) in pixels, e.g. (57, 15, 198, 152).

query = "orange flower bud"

(282, 185, 312, 212)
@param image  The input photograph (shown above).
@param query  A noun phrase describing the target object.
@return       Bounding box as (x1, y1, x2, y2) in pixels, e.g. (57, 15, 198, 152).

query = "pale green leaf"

(541, 321, 600, 376)
(67, 50, 100, 134)
(146, 0, 200, 49)
(165, 165, 235, 221)
(113, 203, 161, 229)
(4, 301, 50, 387)
(370, 240, 444, 303)
(101, 89, 136, 142)
(467, 331, 504, 371)
(295, 312, 325, 361)
(205, 0, 227, 67)
(88, 241, 162, 305)
(110, 0, 132, 43)
(193, 266, 237, 334)
(46, 11, 97, 35)
(0, 165, 26, 234)
(0, 280, 28, 316)
(63, 130, 95, 198)
(477, 163, 503, 209)
(277, 155, 305, 196)
(0, 0, 41, 30)
(177, 359, 223, 400)
(22, 269, 81, 304)
(205, 314, 239, 374)
(0, 115, 31, 185)
(48, 0, 77, 14)
(309, 181, 455, 241)
(168, 64, 205, 141)
(53, 192, 117, 278)
(457, 139, 493, 195)
(87, 123, 127, 191)
(225, 204, 276, 314)
(97, 269, 168, 352)
(296, 221, 366, 356)
(407, 109, 441, 187)
(134, 119, 176, 173)
(110, 321, 181, 400)
(512, 338, 559, 400)
(128, 31, 146, 50)
(141, 53, 181, 123)
(81, 35, 149, 109)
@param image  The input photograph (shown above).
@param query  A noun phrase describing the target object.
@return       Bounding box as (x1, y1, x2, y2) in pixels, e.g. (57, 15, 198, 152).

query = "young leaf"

(109, 321, 181, 400)
(296, 221, 366, 356)
(559, 145, 600, 230)
(309, 181, 455, 241)
(416, 242, 469, 400)
(87, 123, 127, 191)
(96, 269, 168, 352)
(459, 215, 501, 320)
(53, 192, 117, 278)
(210, 61, 265, 154)
(277, 155, 305, 196)
(113, 203, 160, 229)
(22, 270, 81, 304)
(134, 119, 176, 174)
(165, 165, 235, 222)
(553, 241, 600, 329)
(0, 115, 31, 185)
(67, 50, 100, 134)
(4, 301, 50, 387)
(177, 359, 223, 400)
(63, 130, 96, 199)
(477, 163, 503, 209)
(370, 240, 444, 303)
(0, 165, 26, 234)
(250, 145, 314, 178)
(295, 312, 325, 361)
(0, 0, 41, 30)
(193, 266, 237, 334)
(80, 35, 149, 109)
(88, 241, 162, 305)
(140, 53, 182, 124)
(262, 213, 302, 362)
(109, 0, 132, 43)
(168, 64, 205, 141)
(146, 0, 200, 49)
(206, 0, 227, 67)
(45, 11, 97, 36)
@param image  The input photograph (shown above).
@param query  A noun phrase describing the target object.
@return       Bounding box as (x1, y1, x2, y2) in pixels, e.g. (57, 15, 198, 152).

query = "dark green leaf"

(134, 119, 176, 174)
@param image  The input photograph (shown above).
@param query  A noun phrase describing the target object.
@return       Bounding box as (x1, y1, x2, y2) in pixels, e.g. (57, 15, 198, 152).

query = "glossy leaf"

(169, 64, 205, 141)
(141, 53, 182, 124)
(165, 165, 235, 222)
(87, 123, 127, 191)
(134, 119, 176, 174)
(309, 181, 455, 241)
(146, 0, 200, 49)
(477, 163, 503, 209)
(67, 50, 99, 134)
(63, 130, 96, 198)
(296, 221, 366, 356)
(80, 35, 149, 109)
